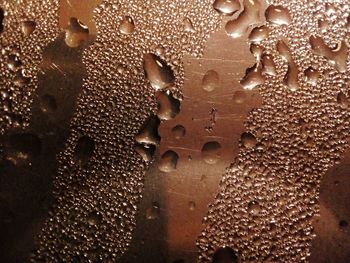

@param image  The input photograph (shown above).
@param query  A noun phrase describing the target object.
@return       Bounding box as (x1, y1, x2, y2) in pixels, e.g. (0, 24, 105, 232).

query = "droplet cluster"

(198, 0, 350, 262)
(0, 0, 59, 133)
(32, 0, 221, 261)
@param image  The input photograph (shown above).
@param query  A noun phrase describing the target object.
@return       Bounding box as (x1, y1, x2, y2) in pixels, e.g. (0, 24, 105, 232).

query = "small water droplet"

(158, 150, 179, 173)
(201, 141, 222, 164)
(21, 20, 36, 36)
(172, 125, 186, 139)
(233, 90, 247, 104)
(202, 70, 220, 92)
(119, 16, 135, 35)
(241, 132, 257, 148)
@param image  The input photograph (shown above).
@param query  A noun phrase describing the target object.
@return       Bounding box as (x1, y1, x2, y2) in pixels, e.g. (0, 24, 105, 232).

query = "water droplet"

(158, 150, 179, 173)
(277, 40, 299, 91)
(213, 0, 240, 16)
(14, 70, 30, 87)
(247, 201, 261, 215)
(309, 35, 348, 73)
(143, 53, 175, 90)
(65, 17, 89, 48)
(7, 54, 22, 71)
(172, 125, 186, 139)
(183, 17, 195, 32)
(156, 90, 181, 120)
(87, 211, 102, 226)
(304, 67, 320, 85)
(248, 25, 269, 42)
(21, 20, 36, 36)
(233, 90, 247, 104)
(240, 63, 264, 90)
(135, 115, 161, 145)
(265, 5, 292, 26)
(337, 91, 348, 109)
(189, 201, 196, 211)
(119, 16, 135, 35)
(225, 0, 261, 38)
(134, 144, 156, 162)
(202, 70, 220, 92)
(241, 132, 257, 148)
(261, 54, 276, 76)
(201, 141, 222, 164)
(74, 136, 95, 166)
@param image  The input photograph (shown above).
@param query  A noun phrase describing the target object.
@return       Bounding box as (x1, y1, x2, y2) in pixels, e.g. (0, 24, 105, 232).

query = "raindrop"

(248, 25, 269, 42)
(87, 211, 102, 226)
(304, 67, 320, 85)
(225, 0, 261, 38)
(240, 63, 264, 90)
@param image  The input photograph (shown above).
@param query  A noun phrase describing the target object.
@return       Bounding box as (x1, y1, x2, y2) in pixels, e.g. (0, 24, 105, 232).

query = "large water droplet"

(135, 115, 161, 145)
(225, 0, 261, 38)
(240, 63, 264, 90)
(265, 5, 292, 26)
(156, 91, 181, 120)
(143, 53, 175, 90)
(213, 0, 240, 16)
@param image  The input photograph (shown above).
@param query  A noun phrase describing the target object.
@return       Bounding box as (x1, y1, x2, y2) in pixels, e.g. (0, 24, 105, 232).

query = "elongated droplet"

(143, 53, 175, 90)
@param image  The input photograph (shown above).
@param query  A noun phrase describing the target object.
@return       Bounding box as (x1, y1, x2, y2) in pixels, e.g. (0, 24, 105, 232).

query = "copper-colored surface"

(0, 0, 349, 262)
